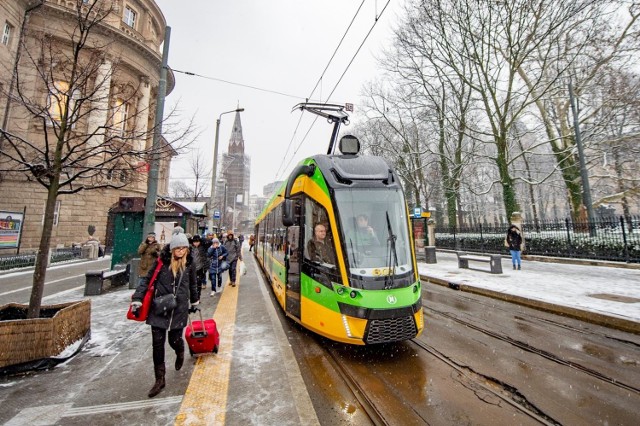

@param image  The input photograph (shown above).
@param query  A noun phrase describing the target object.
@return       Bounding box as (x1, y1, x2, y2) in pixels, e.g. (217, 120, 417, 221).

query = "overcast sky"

(154, 0, 404, 198)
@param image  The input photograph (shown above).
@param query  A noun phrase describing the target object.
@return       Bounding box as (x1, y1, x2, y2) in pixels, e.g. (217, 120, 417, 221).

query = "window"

(2, 22, 12, 46)
(53, 201, 61, 226)
(47, 81, 75, 123)
(123, 6, 137, 28)
(113, 98, 129, 136)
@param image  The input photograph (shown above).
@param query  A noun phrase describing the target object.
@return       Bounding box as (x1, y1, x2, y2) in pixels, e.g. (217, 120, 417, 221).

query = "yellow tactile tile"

(175, 273, 241, 425)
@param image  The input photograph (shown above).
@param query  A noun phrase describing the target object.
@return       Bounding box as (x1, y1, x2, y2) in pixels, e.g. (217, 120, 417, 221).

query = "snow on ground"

(418, 251, 640, 323)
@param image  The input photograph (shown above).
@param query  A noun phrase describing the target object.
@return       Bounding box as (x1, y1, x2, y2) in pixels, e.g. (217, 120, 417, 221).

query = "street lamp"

(208, 107, 244, 232)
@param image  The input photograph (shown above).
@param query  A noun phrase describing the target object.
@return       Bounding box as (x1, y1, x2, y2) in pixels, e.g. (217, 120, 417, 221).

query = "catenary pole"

(143, 26, 171, 236)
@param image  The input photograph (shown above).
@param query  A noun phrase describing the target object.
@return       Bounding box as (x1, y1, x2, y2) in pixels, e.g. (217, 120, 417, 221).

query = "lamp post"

(218, 180, 227, 232)
(208, 107, 244, 232)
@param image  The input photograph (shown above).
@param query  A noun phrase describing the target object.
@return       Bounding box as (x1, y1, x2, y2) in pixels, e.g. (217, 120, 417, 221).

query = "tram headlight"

(336, 286, 345, 295)
(341, 315, 353, 337)
(350, 290, 358, 299)
(413, 284, 419, 293)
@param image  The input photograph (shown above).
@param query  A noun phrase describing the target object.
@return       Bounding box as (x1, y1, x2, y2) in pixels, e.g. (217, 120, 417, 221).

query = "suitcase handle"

(187, 307, 206, 334)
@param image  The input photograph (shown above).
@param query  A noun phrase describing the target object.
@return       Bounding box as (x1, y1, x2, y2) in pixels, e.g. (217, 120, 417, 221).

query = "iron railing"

(434, 215, 640, 263)
(0, 246, 83, 271)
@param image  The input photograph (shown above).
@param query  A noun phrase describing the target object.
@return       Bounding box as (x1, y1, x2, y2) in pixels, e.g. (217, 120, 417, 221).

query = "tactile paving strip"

(174, 276, 240, 425)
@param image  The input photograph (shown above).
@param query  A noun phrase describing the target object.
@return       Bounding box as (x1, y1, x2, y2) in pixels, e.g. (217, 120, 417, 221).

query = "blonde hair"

(171, 249, 188, 276)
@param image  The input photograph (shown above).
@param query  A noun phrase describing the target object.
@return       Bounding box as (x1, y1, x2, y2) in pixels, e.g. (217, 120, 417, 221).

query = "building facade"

(0, 0, 174, 250)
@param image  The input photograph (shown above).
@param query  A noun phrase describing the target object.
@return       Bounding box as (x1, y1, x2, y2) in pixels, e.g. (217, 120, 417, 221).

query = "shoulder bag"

(127, 260, 163, 322)
(153, 270, 183, 316)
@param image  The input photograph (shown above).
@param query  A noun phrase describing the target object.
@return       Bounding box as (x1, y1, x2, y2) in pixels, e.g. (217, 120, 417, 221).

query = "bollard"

(425, 246, 437, 264)
(129, 258, 140, 289)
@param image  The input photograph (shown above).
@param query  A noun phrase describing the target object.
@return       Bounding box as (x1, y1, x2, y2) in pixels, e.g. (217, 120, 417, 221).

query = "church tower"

(219, 110, 251, 232)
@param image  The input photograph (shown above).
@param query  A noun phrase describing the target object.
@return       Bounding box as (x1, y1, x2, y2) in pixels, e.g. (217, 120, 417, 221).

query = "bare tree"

(0, 1, 193, 318)
(169, 149, 211, 201)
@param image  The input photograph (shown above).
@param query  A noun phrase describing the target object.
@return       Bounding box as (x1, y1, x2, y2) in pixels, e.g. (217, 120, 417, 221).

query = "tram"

(254, 103, 424, 345)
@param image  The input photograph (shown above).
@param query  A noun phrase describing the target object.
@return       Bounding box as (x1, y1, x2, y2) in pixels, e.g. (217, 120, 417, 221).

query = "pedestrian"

(130, 231, 199, 398)
(238, 233, 245, 247)
(223, 230, 242, 287)
(306, 223, 336, 265)
(190, 234, 209, 298)
(506, 224, 524, 270)
(207, 237, 228, 295)
(249, 234, 255, 252)
(137, 231, 160, 284)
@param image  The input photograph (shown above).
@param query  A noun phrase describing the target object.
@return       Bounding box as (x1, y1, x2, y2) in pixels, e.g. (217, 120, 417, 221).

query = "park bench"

(84, 265, 128, 296)
(456, 252, 503, 274)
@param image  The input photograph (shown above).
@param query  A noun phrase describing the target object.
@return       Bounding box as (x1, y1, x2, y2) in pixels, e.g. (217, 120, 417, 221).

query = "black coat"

(132, 246, 199, 330)
(506, 228, 523, 251)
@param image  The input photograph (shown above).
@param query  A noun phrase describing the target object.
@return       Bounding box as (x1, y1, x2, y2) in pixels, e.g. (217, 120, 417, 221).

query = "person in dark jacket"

(190, 234, 209, 298)
(223, 230, 243, 287)
(207, 238, 228, 295)
(506, 224, 524, 270)
(130, 231, 199, 398)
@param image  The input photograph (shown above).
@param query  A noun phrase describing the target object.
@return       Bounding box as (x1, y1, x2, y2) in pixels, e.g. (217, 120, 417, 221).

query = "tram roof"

(310, 154, 401, 189)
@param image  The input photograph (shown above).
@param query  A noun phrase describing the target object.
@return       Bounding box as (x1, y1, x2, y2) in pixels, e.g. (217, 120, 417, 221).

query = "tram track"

(425, 305, 640, 396)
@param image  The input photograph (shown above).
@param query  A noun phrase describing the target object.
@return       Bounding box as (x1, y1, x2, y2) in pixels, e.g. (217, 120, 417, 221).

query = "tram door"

(285, 200, 302, 319)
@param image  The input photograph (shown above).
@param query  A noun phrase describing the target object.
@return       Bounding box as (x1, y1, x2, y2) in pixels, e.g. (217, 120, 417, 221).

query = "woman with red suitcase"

(130, 231, 200, 398)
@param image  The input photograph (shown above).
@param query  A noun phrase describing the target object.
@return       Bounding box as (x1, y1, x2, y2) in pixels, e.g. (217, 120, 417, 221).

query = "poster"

(154, 222, 175, 247)
(0, 211, 24, 249)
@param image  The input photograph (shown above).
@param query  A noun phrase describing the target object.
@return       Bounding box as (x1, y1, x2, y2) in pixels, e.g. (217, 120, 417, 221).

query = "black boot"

(517, 265, 521, 270)
(175, 350, 184, 371)
(148, 363, 166, 398)
(513, 264, 516, 270)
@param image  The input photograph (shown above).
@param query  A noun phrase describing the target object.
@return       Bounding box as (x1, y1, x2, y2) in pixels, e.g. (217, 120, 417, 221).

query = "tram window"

(303, 198, 336, 266)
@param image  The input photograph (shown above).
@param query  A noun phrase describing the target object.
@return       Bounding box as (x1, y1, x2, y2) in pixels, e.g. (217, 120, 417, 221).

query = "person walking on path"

(190, 234, 209, 298)
(506, 224, 524, 270)
(249, 234, 255, 252)
(130, 231, 199, 398)
(223, 230, 243, 287)
(207, 237, 228, 296)
(137, 232, 160, 284)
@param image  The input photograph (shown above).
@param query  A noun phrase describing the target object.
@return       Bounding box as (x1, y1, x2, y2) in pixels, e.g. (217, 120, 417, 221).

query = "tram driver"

(306, 223, 336, 266)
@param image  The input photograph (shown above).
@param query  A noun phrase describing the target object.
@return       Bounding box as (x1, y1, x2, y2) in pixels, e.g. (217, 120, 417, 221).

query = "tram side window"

(303, 198, 336, 266)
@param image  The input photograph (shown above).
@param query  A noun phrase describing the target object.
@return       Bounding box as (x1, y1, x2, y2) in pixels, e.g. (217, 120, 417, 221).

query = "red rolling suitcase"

(185, 308, 220, 355)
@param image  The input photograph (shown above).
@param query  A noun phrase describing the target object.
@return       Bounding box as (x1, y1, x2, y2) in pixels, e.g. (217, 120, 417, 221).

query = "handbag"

(127, 260, 163, 322)
(504, 238, 509, 248)
(219, 260, 229, 271)
(153, 270, 183, 316)
(153, 293, 177, 315)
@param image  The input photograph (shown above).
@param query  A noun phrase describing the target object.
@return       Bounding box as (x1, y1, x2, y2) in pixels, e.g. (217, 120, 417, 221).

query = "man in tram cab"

(349, 214, 380, 247)
(306, 223, 336, 265)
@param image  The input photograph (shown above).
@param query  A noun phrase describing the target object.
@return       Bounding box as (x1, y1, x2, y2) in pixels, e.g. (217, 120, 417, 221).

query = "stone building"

(0, 0, 174, 250)
(217, 111, 251, 232)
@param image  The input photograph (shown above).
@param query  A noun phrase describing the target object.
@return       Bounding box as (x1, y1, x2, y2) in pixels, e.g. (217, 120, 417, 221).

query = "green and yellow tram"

(254, 103, 424, 345)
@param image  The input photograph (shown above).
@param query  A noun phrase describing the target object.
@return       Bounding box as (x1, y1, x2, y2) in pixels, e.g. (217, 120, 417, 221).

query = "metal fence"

(0, 246, 83, 271)
(434, 215, 640, 264)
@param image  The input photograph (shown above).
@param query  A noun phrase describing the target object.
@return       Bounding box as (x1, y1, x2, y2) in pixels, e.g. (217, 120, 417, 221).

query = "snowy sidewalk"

(418, 251, 640, 333)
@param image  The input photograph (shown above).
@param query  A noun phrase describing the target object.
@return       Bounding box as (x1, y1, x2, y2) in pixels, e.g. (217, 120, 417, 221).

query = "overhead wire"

(277, 0, 392, 181)
(273, 0, 370, 182)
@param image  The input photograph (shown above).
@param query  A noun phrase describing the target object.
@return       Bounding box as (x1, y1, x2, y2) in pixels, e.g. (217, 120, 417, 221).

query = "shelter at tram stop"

(106, 196, 207, 268)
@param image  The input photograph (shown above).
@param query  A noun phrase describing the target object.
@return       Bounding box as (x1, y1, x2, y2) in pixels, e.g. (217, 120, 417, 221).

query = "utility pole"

(143, 27, 170, 236)
(568, 81, 596, 236)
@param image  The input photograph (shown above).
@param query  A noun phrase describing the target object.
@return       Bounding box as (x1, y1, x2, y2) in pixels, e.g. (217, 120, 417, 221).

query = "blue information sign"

(213, 210, 220, 219)
(413, 207, 421, 218)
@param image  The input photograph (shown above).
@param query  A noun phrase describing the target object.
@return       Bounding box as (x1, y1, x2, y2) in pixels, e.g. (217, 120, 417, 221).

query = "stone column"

(86, 58, 113, 147)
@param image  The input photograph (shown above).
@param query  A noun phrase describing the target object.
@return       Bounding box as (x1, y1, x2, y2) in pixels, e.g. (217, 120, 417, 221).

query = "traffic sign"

(413, 207, 421, 218)
(213, 210, 220, 219)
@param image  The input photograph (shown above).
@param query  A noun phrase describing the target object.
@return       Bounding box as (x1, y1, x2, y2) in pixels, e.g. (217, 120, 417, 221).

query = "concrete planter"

(0, 300, 91, 369)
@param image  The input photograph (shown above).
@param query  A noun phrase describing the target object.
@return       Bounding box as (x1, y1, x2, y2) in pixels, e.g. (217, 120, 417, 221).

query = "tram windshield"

(335, 188, 413, 277)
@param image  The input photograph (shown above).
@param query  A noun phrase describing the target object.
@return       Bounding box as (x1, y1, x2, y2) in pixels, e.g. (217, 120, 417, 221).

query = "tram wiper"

(385, 211, 398, 289)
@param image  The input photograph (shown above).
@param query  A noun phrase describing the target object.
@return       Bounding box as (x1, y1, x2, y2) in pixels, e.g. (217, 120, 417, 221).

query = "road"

(285, 284, 640, 425)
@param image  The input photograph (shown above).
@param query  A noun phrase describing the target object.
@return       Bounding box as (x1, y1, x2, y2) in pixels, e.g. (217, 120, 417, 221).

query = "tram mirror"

(339, 135, 360, 155)
(282, 199, 294, 227)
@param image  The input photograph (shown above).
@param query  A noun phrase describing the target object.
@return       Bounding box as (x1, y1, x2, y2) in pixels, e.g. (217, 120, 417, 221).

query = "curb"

(421, 274, 640, 335)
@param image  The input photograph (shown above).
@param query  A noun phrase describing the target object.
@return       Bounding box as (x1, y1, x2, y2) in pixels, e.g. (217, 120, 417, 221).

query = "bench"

(84, 266, 129, 296)
(456, 252, 503, 274)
